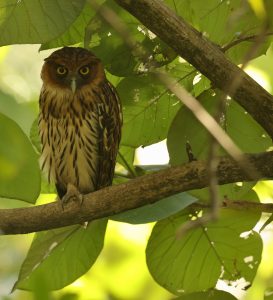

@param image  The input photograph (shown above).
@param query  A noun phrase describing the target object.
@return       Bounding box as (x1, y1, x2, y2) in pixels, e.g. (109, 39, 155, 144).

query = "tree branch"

(114, 0, 273, 139)
(1, 151, 273, 235)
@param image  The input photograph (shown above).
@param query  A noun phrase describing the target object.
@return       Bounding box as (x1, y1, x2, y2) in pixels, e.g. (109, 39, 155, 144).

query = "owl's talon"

(60, 199, 65, 211)
(60, 183, 83, 209)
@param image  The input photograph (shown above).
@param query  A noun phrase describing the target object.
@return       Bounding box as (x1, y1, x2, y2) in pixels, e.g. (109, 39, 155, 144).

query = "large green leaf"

(112, 192, 197, 224)
(14, 219, 107, 291)
(86, 0, 178, 76)
(88, 0, 144, 77)
(40, 2, 104, 50)
(167, 90, 217, 165)
(146, 206, 262, 295)
(29, 117, 41, 154)
(225, 100, 272, 153)
(29, 118, 57, 194)
(265, 292, 273, 300)
(92, 33, 140, 77)
(175, 290, 238, 300)
(0, 90, 37, 135)
(167, 90, 272, 166)
(0, 113, 40, 203)
(190, 181, 258, 207)
(165, 0, 270, 63)
(0, 0, 86, 46)
(118, 66, 194, 147)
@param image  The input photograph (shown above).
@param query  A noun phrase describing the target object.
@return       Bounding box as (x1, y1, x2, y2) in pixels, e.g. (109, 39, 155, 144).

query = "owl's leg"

(61, 183, 83, 207)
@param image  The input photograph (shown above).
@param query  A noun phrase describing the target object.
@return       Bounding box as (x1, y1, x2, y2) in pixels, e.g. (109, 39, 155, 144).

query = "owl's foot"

(60, 183, 83, 209)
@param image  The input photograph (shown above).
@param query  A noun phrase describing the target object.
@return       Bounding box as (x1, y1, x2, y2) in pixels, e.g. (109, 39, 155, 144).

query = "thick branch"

(1, 151, 273, 235)
(114, 0, 273, 139)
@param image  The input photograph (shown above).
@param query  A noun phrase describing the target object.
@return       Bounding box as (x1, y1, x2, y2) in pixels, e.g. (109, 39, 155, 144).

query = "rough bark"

(114, 0, 273, 139)
(1, 151, 273, 235)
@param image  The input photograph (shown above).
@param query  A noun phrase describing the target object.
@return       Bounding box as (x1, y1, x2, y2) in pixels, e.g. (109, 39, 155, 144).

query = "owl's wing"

(96, 81, 122, 189)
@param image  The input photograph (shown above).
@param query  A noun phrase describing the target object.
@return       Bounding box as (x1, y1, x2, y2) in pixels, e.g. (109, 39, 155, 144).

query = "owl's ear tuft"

(44, 56, 56, 63)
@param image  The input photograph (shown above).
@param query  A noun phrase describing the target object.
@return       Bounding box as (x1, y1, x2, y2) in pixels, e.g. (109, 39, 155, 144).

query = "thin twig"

(222, 31, 273, 52)
(117, 150, 137, 178)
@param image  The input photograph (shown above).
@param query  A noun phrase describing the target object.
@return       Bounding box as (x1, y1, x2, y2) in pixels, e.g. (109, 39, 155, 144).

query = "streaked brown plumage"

(38, 47, 122, 202)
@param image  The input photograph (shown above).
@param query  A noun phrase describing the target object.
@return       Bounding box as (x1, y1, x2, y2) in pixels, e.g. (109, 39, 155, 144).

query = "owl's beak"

(70, 78, 77, 94)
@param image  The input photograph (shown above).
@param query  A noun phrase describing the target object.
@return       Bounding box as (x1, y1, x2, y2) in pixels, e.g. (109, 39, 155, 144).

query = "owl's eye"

(79, 66, 90, 76)
(56, 66, 68, 75)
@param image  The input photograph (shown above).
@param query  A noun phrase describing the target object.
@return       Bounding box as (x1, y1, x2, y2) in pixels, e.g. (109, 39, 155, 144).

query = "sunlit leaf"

(0, 90, 37, 135)
(165, 0, 270, 63)
(29, 118, 57, 194)
(0, 113, 40, 203)
(29, 117, 41, 154)
(14, 219, 107, 291)
(167, 90, 272, 166)
(112, 192, 197, 224)
(225, 100, 272, 153)
(146, 207, 262, 294)
(167, 90, 217, 165)
(190, 182, 258, 208)
(265, 291, 273, 300)
(118, 69, 193, 147)
(89, 0, 144, 77)
(117, 145, 136, 174)
(0, 0, 86, 46)
(40, 2, 104, 50)
(174, 290, 238, 300)
(92, 34, 141, 77)
(264, 0, 273, 27)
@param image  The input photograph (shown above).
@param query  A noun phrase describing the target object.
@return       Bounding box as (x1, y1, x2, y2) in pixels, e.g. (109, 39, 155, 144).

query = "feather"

(39, 47, 122, 199)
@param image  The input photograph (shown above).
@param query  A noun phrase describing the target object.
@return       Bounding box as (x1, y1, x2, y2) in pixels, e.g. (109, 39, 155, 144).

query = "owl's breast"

(39, 107, 100, 194)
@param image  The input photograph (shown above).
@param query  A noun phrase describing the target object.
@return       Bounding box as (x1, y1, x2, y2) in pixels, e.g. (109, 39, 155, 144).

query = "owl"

(38, 47, 122, 204)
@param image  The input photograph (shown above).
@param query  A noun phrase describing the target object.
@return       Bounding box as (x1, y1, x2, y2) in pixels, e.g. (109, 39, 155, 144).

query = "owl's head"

(41, 47, 105, 93)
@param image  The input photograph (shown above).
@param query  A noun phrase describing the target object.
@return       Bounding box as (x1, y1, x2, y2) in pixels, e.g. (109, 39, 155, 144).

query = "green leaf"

(88, 0, 179, 76)
(117, 145, 136, 175)
(89, 0, 144, 77)
(146, 207, 262, 295)
(0, 90, 37, 135)
(174, 290, 238, 300)
(265, 0, 273, 27)
(29, 117, 41, 154)
(167, 90, 272, 166)
(40, 2, 103, 50)
(190, 182, 258, 208)
(193, 74, 211, 97)
(40, 177, 56, 194)
(225, 100, 272, 153)
(112, 192, 197, 224)
(92, 34, 140, 77)
(165, 0, 270, 63)
(265, 292, 273, 300)
(167, 90, 217, 165)
(0, 113, 40, 203)
(29, 118, 57, 194)
(14, 220, 107, 291)
(118, 69, 193, 147)
(0, 0, 86, 46)
(259, 213, 273, 233)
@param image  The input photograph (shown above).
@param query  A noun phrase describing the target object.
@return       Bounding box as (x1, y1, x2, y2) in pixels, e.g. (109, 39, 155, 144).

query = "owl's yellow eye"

(56, 66, 67, 75)
(79, 66, 90, 76)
